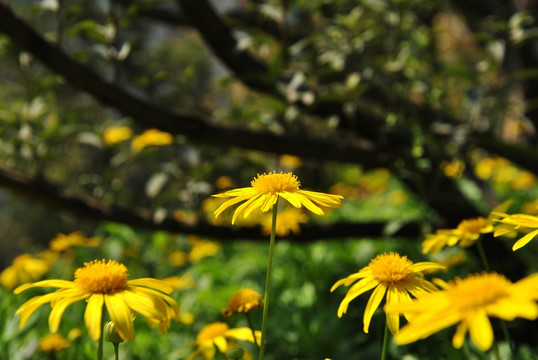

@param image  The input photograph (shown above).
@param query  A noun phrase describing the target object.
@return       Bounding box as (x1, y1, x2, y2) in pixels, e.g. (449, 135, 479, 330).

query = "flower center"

(368, 252, 414, 284)
(74, 259, 128, 293)
(197, 322, 229, 341)
(457, 217, 491, 234)
(448, 273, 510, 311)
(251, 171, 300, 194)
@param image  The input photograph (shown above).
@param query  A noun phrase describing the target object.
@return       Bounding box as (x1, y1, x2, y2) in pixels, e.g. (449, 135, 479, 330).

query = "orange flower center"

(74, 259, 128, 293)
(369, 252, 414, 284)
(197, 322, 229, 341)
(251, 171, 300, 194)
(447, 273, 510, 311)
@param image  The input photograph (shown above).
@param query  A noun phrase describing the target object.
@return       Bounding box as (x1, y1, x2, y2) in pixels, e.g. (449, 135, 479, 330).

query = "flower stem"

(476, 237, 490, 272)
(381, 320, 389, 360)
(259, 200, 279, 360)
(245, 312, 260, 350)
(113, 343, 120, 360)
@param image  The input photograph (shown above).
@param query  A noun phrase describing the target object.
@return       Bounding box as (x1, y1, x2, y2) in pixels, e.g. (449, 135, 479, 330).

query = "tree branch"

(176, 0, 277, 94)
(0, 165, 421, 241)
(0, 3, 388, 167)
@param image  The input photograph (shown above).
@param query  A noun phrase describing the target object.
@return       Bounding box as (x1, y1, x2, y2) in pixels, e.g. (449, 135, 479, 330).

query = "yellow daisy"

(422, 217, 493, 254)
(213, 171, 343, 224)
(131, 128, 173, 152)
(260, 207, 308, 236)
(493, 212, 538, 250)
(331, 252, 444, 334)
(187, 322, 261, 360)
(102, 126, 133, 146)
(38, 333, 71, 353)
(14, 259, 179, 341)
(385, 272, 538, 351)
(221, 288, 264, 318)
(0, 253, 50, 290)
(49, 231, 101, 252)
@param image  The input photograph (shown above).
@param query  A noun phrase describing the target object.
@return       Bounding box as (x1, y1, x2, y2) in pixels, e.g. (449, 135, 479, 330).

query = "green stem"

(245, 312, 260, 350)
(258, 200, 279, 360)
(475, 237, 490, 272)
(113, 343, 120, 360)
(381, 320, 389, 360)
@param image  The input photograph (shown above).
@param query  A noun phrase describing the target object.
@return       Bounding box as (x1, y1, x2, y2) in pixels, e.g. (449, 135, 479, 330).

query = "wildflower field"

(2, 0, 538, 359)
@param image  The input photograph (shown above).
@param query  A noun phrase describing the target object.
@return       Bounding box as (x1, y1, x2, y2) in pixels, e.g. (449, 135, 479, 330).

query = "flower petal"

(105, 292, 135, 341)
(512, 229, 538, 251)
(451, 321, 468, 349)
(48, 289, 86, 332)
(468, 310, 493, 351)
(85, 294, 104, 341)
(385, 285, 400, 334)
(336, 277, 378, 317)
(129, 278, 173, 294)
(14, 280, 75, 294)
(363, 283, 387, 333)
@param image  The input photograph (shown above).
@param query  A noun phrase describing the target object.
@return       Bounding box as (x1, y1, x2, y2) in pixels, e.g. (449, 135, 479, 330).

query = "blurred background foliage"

(2, 0, 538, 358)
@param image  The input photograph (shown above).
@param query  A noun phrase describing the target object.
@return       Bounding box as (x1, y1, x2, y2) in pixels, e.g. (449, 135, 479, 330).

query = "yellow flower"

(385, 272, 538, 351)
(221, 288, 264, 317)
(422, 217, 493, 254)
(510, 171, 536, 190)
(49, 231, 101, 252)
(68, 327, 83, 341)
(188, 237, 220, 263)
(331, 252, 444, 334)
(213, 171, 343, 224)
(493, 212, 538, 250)
(14, 259, 179, 341)
(215, 176, 235, 190)
(0, 254, 50, 290)
(131, 128, 173, 152)
(38, 333, 71, 353)
(169, 250, 188, 267)
(260, 207, 308, 236)
(279, 154, 302, 170)
(441, 160, 465, 179)
(161, 274, 195, 290)
(187, 322, 260, 360)
(102, 126, 133, 146)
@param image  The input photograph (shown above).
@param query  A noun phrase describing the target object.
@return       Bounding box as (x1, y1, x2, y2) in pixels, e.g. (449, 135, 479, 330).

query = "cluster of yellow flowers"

(102, 126, 174, 152)
(330, 197, 538, 354)
(10, 169, 538, 359)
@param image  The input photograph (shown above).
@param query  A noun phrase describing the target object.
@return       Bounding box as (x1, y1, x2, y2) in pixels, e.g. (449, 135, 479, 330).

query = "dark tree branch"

(176, 0, 277, 94)
(0, 3, 388, 167)
(112, 0, 284, 39)
(0, 165, 421, 241)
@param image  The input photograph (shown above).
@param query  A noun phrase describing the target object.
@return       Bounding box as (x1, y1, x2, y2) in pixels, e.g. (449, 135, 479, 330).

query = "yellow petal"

(48, 290, 86, 332)
(85, 294, 104, 341)
(14, 280, 75, 294)
(277, 192, 300, 208)
(294, 193, 324, 215)
(512, 229, 538, 250)
(16, 292, 59, 328)
(330, 269, 371, 292)
(128, 278, 173, 294)
(105, 293, 134, 341)
(225, 327, 258, 342)
(394, 311, 461, 345)
(451, 321, 468, 349)
(363, 283, 387, 333)
(336, 277, 378, 317)
(412, 262, 446, 273)
(122, 289, 167, 321)
(385, 285, 400, 334)
(468, 310, 493, 351)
